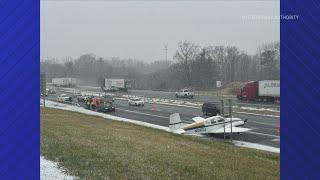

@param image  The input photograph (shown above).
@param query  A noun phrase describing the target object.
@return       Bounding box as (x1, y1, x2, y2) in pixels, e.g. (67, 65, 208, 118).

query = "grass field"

(41, 108, 279, 179)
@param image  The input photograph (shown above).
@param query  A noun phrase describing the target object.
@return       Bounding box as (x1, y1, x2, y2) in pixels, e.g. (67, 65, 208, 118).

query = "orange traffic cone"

(151, 104, 157, 112)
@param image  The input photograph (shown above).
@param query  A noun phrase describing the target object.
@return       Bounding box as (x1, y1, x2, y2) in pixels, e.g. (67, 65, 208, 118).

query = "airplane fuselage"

(183, 117, 245, 134)
(169, 113, 250, 135)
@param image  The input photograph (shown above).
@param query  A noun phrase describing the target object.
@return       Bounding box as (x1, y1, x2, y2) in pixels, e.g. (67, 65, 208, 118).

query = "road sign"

(216, 81, 221, 88)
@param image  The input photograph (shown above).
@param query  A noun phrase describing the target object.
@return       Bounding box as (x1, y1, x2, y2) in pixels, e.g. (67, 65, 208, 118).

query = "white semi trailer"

(103, 79, 131, 92)
(52, 78, 77, 87)
(258, 80, 280, 98)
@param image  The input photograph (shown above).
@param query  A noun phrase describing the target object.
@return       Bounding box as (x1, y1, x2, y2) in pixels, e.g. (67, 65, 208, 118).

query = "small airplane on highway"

(169, 113, 251, 135)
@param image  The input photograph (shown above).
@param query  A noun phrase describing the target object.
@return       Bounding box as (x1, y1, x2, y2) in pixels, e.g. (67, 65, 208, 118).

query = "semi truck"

(236, 80, 280, 102)
(52, 78, 77, 87)
(102, 78, 131, 92)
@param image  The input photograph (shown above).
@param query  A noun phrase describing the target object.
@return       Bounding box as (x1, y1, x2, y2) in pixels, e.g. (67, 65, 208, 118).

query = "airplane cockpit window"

(211, 119, 217, 124)
(217, 117, 224, 123)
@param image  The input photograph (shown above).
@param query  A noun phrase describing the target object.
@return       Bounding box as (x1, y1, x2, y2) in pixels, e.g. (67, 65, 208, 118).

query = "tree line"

(41, 41, 279, 91)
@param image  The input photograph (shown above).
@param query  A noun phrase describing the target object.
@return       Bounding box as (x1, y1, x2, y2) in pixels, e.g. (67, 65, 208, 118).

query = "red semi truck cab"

(237, 81, 258, 101)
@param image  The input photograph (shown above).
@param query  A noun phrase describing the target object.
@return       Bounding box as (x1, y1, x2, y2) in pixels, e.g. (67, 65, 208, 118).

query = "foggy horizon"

(41, 1, 279, 62)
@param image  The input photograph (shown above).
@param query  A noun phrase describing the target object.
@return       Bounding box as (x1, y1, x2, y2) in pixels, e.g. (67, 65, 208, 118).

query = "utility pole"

(228, 99, 233, 142)
(220, 99, 225, 140)
(221, 98, 233, 142)
(40, 73, 46, 107)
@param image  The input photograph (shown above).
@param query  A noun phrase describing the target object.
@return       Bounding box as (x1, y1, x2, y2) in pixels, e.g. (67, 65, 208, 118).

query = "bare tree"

(224, 46, 240, 83)
(258, 42, 280, 80)
(173, 41, 200, 87)
(64, 59, 74, 77)
(207, 46, 225, 81)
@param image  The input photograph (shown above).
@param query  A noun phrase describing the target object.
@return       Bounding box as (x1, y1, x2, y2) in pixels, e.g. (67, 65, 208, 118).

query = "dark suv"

(202, 102, 220, 116)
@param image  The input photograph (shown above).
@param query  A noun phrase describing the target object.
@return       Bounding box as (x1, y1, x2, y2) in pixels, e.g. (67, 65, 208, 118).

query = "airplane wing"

(172, 129, 186, 134)
(213, 127, 251, 134)
(192, 117, 205, 123)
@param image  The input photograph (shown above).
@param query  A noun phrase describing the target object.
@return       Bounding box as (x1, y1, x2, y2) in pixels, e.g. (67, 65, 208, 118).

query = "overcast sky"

(41, 1, 279, 62)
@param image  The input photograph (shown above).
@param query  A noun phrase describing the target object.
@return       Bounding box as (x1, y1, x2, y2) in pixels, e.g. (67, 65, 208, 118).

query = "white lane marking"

(251, 126, 278, 131)
(247, 120, 279, 127)
(245, 131, 280, 138)
(116, 108, 168, 119)
(272, 138, 280, 142)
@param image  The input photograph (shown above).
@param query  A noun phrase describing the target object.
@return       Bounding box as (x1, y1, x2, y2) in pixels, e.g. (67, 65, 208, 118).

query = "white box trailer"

(258, 80, 280, 97)
(104, 79, 125, 89)
(52, 78, 77, 87)
(104, 79, 130, 91)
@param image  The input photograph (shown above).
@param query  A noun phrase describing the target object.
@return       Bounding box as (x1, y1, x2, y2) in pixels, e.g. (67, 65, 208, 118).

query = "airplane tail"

(169, 113, 183, 130)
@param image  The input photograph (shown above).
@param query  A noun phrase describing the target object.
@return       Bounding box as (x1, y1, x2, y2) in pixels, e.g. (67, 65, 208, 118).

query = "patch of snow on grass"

(41, 156, 78, 180)
(233, 141, 280, 154)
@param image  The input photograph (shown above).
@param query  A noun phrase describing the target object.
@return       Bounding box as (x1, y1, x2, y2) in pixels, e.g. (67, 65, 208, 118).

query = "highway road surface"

(47, 87, 280, 148)
(76, 86, 280, 110)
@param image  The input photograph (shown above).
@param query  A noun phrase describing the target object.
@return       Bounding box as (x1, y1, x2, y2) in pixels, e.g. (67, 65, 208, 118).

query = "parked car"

(58, 94, 72, 103)
(47, 88, 56, 94)
(107, 86, 119, 92)
(96, 101, 115, 113)
(128, 97, 145, 106)
(202, 102, 220, 116)
(175, 89, 194, 98)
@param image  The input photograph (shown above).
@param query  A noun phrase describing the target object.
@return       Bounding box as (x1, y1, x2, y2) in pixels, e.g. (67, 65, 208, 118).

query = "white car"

(73, 91, 81, 97)
(58, 94, 72, 103)
(175, 89, 194, 98)
(128, 97, 145, 106)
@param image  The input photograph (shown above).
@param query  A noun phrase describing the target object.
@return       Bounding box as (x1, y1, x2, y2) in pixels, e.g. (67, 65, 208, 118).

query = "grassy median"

(41, 108, 279, 180)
